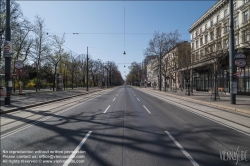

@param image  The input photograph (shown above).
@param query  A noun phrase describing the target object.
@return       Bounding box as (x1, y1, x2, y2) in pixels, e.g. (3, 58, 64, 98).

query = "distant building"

(146, 57, 158, 87)
(142, 55, 156, 84)
(189, 0, 250, 94)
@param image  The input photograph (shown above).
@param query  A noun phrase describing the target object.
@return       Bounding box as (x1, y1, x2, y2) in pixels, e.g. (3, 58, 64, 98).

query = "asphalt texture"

(1, 86, 250, 166)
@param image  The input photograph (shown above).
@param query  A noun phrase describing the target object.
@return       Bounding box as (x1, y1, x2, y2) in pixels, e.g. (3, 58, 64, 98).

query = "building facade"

(146, 58, 158, 88)
(189, 0, 250, 94)
(162, 41, 191, 91)
(142, 55, 156, 85)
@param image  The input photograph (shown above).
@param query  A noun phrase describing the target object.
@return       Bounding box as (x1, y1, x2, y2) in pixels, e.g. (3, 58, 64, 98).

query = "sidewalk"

(0, 87, 103, 114)
(137, 87, 250, 115)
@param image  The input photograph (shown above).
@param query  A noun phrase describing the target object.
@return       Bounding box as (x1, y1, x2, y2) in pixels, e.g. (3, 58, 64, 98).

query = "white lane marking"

(137, 98, 140, 101)
(143, 105, 151, 114)
(165, 131, 199, 166)
(104, 105, 111, 113)
(139, 89, 250, 137)
(134, 94, 135, 96)
(113, 98, 116, 101)
(63, 131, 92, 166)
(1, 90, 112, 140)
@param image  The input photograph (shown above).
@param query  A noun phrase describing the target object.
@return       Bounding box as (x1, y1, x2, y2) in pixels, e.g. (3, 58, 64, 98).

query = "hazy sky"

(17, 0, 216, 79)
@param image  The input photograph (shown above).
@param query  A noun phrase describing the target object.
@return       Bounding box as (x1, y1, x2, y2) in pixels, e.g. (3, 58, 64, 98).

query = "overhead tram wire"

(123, 0, 126, 72)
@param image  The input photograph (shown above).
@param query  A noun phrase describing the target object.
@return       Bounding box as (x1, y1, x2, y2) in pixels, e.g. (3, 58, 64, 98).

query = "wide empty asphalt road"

(1, 86, 250, 166)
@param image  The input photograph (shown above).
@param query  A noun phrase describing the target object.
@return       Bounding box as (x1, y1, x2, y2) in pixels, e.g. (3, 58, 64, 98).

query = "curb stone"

(135, 87, 250, 116)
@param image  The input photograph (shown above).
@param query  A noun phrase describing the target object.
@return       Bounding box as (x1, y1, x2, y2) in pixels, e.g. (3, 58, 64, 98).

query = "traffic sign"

(3, 41, 12, 57)
(234, 48, 247, 68)
(235, 59, 247, 68)
(235, 53, 246, 59)
(14, 60, 24, 69)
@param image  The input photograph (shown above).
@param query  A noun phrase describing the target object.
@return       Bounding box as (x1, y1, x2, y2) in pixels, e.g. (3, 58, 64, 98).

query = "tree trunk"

(36, 66, 39, 92)
(164, 76, 167, 91)
(71, 72, 74, 89)
(214, 63, 219, 100)
(214, 74, 218, 100)
(53, 72, 56, 91)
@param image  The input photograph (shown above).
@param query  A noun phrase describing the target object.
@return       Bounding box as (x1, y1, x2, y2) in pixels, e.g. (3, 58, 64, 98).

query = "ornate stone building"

(189, 0, 250, 94)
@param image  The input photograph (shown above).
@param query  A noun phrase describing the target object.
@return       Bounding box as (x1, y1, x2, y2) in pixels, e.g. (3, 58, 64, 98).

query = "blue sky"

(17, 1, 216, 79)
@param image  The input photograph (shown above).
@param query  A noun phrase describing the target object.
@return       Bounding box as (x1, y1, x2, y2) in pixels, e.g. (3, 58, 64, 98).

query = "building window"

(200, 28, 202, 34)
(195, 31, 198, 37)
(244, 0, 248, 4)
(200, 37, 203, 46)
(224, 9, 228, 17)
(205, 34, 208, 44)
(224, 22, 229, 33)
(233, 3, 237, 11)
(217, 15, 220, 22)
(210, 31, 214, 40)
(192, 33, 194, 40)
(196, 40, 198, 48)
(205, 24, 207, 30)
(235, 35, 238, 46)
(200, 50, 204, 57)
(223, 39, 228, 48)
(191, 54, 195, 62)
(195, 52, 199, 60)
(210, 20, 213, 27)
(243, 10, 249, 23)
(243, 30, 249, 42)
(234, 16, 238, 27)
(192, 43, 194, 50)
(205, 47, 209, 55)
(216, 28, 221, 37)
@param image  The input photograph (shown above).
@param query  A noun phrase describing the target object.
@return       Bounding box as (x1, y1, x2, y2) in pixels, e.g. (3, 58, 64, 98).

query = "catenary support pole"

(4, 0, 11, 105)
(86, 47, 89, 91)
(229, 0, 236, 104)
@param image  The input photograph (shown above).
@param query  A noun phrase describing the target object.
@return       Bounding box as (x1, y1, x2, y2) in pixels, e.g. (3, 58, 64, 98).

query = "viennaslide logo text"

(220, 146, 248, 165)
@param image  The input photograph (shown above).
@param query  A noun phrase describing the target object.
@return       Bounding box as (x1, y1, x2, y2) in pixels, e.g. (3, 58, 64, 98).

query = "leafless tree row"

(0, 1, 123, 91)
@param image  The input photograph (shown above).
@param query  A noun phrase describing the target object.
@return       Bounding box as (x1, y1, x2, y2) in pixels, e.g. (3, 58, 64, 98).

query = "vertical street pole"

(109, 65, 111, 87)
(159, 53, 162, 91)
(5, 0, 11, 105)
(229, 0, 236, 104)
(86, 47, 89, 91)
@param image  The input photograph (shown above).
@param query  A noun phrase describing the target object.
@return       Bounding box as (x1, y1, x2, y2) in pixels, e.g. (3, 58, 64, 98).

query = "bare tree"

(162, 54, 170, 91)
(67, 52, 79, 89)
(11, 19, 33, 92)
(32, 15, 50, 92)
(144, 30, 181, 90)
(0, 0, 23, 71)
(176, 43, 192, 95)
(46, 34, 65, 91)
(74, 54, 86, 88)
(204, 28, 228, 100)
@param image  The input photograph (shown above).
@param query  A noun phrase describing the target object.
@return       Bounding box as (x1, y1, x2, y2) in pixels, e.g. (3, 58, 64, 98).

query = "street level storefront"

(192, 48, 250, 95)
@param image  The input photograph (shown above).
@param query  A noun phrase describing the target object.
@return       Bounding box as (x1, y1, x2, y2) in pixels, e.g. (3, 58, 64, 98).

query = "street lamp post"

(229, 0, 236, 104)
(86, 47, 89, 91)
(4, 0, 11, 105)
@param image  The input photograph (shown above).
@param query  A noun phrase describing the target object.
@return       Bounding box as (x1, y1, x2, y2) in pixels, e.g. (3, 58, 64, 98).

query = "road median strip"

(0, 89, 103, 115)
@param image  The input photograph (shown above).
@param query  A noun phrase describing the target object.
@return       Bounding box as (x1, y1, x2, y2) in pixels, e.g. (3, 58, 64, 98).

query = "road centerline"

(63, 131, 92, 166)
(137, 98, 140, 101)
(165, 131, 199, 166)
(104, 105, 111, 113)
(143, 105, 151, 114)
(113, 98, 116, 101)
